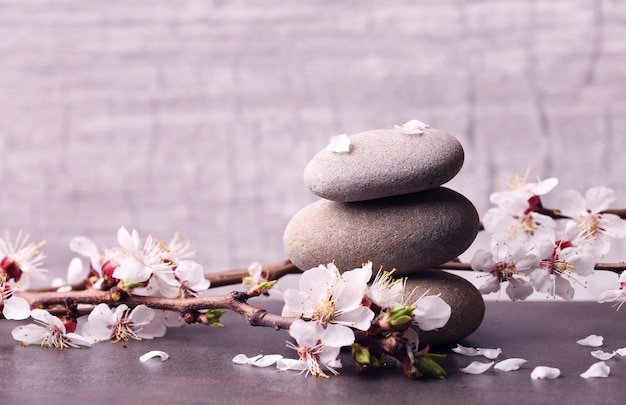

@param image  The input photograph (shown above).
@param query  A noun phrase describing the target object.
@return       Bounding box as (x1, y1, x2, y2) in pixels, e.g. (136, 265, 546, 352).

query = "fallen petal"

(590, 350, 617, 361)
(139, 350, 170, 362)
(580, 361, 610, 379)
(251, 354, 284, 367)
(530, 366, 560, 380)
(460, 361, 494, 375)
(494, 358, 528, 371)
(451, 344, 480, 356)
(452, 344, 501, 359)
(477, 347, 502, 360)
(576, 335, 604, 347)
(232, 354, 263, 365)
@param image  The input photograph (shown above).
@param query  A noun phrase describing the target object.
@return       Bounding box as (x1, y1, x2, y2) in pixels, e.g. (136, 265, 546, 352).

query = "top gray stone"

(303, 127, 464, 202)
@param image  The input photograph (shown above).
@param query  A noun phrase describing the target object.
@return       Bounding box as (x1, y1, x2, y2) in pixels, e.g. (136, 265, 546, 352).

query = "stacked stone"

(283, 123, 484, 346)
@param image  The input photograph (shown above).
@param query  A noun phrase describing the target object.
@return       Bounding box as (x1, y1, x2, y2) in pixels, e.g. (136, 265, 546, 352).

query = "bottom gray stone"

(405, 269, 485, 347)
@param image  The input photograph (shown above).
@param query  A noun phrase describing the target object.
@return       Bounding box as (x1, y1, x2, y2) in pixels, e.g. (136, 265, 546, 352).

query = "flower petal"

(139, 350, 169, 362)
(326, 134, 351, 153)
(460, 361, 494, 374)
(232, 354, 263, 365)
(494, 358, 528, 371)
(530, 366, 560, 380)
(320, 323, 355, 347)
(334, 305, 374, 331)
(3, 296, 31, 320)
(11, 324, 47, 345)
(251, 354, 284, 367)
(452, 344, 501, 359)
(413, 295, 451, 331)
(576, 335, 604, 347)
(67, 257, 89, 285)
(451, 344, 480, 356)
(580, 361, 610, 378)
(276, 358, 304, 372)
(616, 347, 626, 357)
(477, 347, 502, 360)
(590, 350, 617, 360)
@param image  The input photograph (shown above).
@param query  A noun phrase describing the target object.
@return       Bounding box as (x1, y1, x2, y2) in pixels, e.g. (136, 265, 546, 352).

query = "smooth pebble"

(303, 127, 464, 202)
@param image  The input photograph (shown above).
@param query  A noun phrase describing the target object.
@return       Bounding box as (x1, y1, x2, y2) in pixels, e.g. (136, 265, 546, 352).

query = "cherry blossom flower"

(326, 134, 352, 153)
(597, 288, 626, 311)
(277, 319, 342, 378)
(529, 238, 596, 301)
(367, 266, 405, 308)
(470, 241, 537, 300)
(283, 263, 374, 347)
(164, 231, 197, 262)
(173, 260, 210, 298)
(394, 119, 429, 135)
(557, 186, 626, 256)
(0, 230, 48, 290)
(112, 227, 181, 297)
(12, 309, 90, 349)
(489, 170, 558, 214)
(482, 206, 556, 248)
(79, 303, 166, 344)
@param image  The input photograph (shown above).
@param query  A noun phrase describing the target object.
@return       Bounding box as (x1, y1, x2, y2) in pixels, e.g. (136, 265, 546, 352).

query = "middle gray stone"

(283, 187, 480, 275)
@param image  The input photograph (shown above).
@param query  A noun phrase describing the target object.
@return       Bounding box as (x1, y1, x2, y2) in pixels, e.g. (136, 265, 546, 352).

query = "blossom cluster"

(7, 227, 214, 349)
(471, 170, 626, 301)
(236, 262, 452, 379)
(69, 226, 210, 298)
(0, 230, 47, 321)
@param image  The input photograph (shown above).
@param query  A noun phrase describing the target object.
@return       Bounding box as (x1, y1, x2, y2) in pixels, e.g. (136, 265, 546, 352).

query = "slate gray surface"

(1, 1, 626, 277)
(1, 300, 625, 404)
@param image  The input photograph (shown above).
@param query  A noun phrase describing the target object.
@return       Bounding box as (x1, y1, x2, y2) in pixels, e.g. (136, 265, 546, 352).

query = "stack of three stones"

(283, 121, 485, 346)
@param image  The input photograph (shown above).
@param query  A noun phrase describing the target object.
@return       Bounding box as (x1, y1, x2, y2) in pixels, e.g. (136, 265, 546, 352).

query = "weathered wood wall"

(1, 1, 624, 295)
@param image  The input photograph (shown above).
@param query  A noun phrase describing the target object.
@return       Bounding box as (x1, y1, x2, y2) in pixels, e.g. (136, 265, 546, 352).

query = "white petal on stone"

(590, 350, 617, 361)
(394, 119, 429, 135)
(251, 354, 284, 367)
(451, 344, 480, 356)
(460, 361, 494, 375)
(494, 358, 528, 371)
(530, 366, 561, 380)
(139, 350, 170, 362)
(232, 354, 263, 365)
(576, 334, 604, 347)
(616, 347, 626, 357)
(580, 361, 610, 379)
(326, 134, 351, 153)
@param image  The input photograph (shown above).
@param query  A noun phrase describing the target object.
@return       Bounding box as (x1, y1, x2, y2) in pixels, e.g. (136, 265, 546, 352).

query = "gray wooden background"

(1, 1, 625, 292)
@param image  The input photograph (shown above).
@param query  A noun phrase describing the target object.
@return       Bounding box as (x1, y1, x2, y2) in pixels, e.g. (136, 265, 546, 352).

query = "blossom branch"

(435, 260, 626, 273)
(206, 259, 301, 287)
(12, 288, 297, 330)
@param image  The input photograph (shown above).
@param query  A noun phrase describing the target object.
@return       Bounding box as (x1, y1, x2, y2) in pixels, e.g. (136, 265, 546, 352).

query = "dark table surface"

(1, 299, 625, 404)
